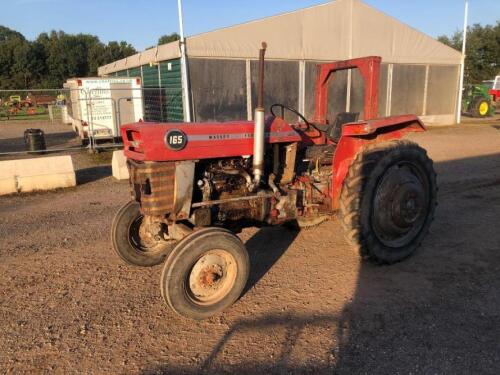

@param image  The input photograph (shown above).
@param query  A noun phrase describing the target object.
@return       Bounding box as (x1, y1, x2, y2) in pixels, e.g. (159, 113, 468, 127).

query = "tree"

(0, 25, 137, 89)
(9, 40, 32, 88)
(0, 26, 31, 89)
(101, 41, 136, 64)
(0, 25, 24, 42)
(158, 33, 180, 45)
(438, 21, 500, 83)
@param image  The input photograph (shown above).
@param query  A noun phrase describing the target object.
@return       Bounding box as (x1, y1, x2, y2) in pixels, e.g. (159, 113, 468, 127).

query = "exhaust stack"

(253, 42, 267, 185)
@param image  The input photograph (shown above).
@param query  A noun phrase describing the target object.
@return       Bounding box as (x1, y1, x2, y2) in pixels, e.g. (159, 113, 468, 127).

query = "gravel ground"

(1, 119, 500, 374)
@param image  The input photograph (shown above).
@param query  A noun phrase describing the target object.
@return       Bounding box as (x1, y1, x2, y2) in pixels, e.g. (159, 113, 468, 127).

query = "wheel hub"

(139, 221, 164, 247)
(479, 102, 489, 116)
(129, 214, 171, 253)
(372, 163, 428, 247)
(199, 264, 223, 287)
(390, 183, 424, 228)
(188, 250, 237, 305)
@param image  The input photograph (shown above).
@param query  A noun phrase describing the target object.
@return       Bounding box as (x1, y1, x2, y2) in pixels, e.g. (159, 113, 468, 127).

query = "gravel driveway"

(1, 120, 500, 374)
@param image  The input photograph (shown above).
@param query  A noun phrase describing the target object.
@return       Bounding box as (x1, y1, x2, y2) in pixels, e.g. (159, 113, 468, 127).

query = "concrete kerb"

(0, 155, 76, 195)
(112, 150, 129, 180)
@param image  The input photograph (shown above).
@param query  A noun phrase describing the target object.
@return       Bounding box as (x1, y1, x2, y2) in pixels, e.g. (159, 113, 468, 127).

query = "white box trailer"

(63, 77, 143, 142)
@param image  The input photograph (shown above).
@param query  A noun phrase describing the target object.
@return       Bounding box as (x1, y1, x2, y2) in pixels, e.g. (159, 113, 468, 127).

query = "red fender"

(331, 115, 426, 209)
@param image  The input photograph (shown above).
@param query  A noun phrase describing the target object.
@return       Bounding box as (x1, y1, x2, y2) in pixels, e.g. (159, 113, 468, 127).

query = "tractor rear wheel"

(340, 140, 437, 264)
(111, 201, 176, 267)
(160, 228, 250, 320)
(472, 97, 491, 118)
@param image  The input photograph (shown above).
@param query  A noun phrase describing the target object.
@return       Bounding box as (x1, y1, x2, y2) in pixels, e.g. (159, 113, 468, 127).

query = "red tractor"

(112, 44, 437, 320)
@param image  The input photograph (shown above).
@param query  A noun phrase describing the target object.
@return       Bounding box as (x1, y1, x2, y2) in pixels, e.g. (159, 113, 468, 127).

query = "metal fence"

(0, 87, 179, 158)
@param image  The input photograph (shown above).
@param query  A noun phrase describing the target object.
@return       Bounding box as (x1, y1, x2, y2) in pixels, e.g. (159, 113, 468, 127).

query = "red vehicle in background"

(25, 93, 55, 108)
(487, 76, 500, 103)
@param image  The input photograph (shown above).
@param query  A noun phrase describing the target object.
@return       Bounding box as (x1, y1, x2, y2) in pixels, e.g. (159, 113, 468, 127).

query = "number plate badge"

(164, 129, 187, 151)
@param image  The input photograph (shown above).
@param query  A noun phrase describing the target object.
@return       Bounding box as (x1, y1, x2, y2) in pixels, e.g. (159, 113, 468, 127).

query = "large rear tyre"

(160, 228, 250, 320)
(340, 140, 437, 264)
(111, 201, 176, 267)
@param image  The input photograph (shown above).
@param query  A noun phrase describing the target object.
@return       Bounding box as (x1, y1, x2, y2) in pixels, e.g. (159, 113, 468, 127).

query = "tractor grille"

(127, 160, 176, 216)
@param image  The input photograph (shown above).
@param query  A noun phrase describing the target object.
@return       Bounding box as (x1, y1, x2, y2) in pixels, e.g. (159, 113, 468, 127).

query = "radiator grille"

(127, 160, 176, 216)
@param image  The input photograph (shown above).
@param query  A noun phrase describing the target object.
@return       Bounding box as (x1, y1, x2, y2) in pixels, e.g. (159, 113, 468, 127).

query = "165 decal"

(165, 129, 187, 151)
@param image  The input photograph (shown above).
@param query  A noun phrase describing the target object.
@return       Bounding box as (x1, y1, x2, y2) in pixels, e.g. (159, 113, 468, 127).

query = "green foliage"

(0, 26, 30, 89)
(438, 21, 500, 83)
(158, 33, 180, 45)
(0, 26, 137, 89)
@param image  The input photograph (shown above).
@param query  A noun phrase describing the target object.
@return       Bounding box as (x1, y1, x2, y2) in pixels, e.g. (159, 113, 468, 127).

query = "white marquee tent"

(98, 0, 462, 125)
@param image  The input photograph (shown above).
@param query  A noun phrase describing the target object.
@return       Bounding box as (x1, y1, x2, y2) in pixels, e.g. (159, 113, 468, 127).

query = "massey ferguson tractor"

(112, 43, 437, 320)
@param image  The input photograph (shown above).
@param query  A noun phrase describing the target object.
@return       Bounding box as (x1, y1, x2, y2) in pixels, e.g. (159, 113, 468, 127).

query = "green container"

(160, 59, 184, 122)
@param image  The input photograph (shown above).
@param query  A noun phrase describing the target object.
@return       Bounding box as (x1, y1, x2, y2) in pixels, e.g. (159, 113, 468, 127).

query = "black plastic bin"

(24, 128, 46, 154)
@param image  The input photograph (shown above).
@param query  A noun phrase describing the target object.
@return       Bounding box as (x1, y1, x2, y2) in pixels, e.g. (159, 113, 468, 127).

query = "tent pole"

(177, 0, 192, 122)
(456, 0, 468, 125)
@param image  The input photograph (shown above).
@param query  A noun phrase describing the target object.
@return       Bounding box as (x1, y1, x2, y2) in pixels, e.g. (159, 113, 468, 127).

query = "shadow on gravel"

(143, 153, 500, 375)
(76, 165, 112, 185)
(242, 226, 299, 296)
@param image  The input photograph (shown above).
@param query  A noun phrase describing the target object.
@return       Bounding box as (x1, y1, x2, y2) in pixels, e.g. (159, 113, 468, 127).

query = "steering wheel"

(270, 104, 310, 124)
(270, 103, 327, 132)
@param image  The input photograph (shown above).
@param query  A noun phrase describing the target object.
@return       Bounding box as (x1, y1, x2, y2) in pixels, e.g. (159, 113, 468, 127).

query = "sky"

(1, 0, 499, 50)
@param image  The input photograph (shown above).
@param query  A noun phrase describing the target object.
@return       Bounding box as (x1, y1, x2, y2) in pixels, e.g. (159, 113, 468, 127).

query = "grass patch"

(0, 113, 50, 121)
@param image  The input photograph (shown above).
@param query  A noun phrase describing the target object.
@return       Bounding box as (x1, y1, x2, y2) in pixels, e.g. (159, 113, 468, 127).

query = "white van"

(64, 77, 144, 143)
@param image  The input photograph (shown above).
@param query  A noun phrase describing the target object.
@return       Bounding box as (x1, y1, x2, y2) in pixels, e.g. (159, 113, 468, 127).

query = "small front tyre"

(111, 201, 176, 267)
(160, 228, 250, 320)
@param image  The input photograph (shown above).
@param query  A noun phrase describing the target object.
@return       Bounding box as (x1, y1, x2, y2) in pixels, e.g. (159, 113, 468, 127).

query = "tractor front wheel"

(340, 140, 437, 264)
(111, 201, 176, 267)
(160, 228, 250, 320)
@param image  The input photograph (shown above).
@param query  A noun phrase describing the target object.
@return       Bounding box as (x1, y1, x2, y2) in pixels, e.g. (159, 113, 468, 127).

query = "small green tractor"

(462, 84, 494, 118)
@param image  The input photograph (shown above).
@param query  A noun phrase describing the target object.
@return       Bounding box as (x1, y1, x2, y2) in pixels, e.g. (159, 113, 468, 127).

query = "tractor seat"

(326, 112, 360, 142)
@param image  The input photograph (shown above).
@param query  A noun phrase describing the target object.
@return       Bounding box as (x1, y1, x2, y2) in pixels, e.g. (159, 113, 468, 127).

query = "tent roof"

(98, 42, 181, 76)
(98, 0, 461, 76)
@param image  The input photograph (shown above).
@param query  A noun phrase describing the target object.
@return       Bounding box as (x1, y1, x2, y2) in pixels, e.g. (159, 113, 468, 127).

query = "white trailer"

(64, 77, 143, 143)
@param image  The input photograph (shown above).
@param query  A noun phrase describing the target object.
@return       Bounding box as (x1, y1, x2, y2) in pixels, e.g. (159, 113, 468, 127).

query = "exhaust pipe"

(253, 42, 267, 185)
